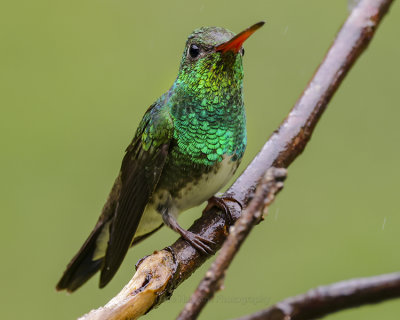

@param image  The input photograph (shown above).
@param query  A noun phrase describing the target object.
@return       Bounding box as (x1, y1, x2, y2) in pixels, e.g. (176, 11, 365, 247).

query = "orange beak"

(216, 21, 265, 54)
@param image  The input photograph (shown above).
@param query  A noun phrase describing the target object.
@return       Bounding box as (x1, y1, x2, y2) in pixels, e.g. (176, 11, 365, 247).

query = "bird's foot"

(179, 229, 215, 255)
(162, 209, 215, 255)
(203, 196, 243, 226)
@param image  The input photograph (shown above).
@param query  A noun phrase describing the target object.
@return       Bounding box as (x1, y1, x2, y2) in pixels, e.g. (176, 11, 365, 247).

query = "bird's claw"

(203, 196, 242, 226)
(181, 230, 215, 255)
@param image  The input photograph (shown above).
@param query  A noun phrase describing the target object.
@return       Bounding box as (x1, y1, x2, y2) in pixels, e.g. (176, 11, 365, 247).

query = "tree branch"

(233, 272, 400, 320)
(177, 168, 287, 320)
(78, 0, 395, 319)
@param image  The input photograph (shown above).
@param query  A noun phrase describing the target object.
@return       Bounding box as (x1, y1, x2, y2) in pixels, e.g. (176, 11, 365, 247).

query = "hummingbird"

(56, 21, 264, 292)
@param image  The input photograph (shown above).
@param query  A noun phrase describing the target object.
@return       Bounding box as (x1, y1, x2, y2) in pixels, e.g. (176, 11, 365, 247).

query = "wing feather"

(99, 104, 172, 287)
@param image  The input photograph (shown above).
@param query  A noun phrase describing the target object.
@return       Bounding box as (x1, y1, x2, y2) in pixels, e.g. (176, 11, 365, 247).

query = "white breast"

(173, 155, 238, 212)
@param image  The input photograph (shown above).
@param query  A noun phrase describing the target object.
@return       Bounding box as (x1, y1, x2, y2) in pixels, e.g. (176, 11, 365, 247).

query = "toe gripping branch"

(203, 196, 243, 226)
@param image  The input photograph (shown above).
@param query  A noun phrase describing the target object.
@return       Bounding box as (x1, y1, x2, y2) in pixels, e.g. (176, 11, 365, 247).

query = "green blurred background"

(1, 0, 399, 319)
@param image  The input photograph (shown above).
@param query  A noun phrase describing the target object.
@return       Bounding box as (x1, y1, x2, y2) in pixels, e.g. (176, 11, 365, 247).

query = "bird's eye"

(241, 48, 245, 56)
(189, 44, 200, 58)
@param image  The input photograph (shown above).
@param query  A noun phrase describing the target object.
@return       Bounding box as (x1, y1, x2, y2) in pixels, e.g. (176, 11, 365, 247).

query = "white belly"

(173, 156, 238, 211)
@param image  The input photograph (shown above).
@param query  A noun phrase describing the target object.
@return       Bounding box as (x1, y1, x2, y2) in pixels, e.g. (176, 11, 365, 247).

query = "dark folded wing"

(99, 105, 173, 287)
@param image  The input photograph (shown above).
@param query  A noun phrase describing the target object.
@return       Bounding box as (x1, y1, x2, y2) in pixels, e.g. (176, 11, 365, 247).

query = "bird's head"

(174, 22, 264, 102)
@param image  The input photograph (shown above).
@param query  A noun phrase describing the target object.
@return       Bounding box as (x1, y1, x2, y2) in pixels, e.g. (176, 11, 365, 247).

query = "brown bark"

(234, 272, 400, 320)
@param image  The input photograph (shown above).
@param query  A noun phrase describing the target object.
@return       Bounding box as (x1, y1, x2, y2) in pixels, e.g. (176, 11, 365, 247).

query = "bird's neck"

(170, 55, 244, 118)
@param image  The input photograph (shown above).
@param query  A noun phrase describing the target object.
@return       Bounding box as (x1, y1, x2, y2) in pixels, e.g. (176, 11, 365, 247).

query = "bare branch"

(177, 168, 287, 320)
(78, 0, 395, 319)
(78, 252, 176, 320)
(234, 272, 400, 320)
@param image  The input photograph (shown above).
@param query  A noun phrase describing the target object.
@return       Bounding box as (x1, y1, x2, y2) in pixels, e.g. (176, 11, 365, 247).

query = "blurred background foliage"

(1, 0, 399, 319)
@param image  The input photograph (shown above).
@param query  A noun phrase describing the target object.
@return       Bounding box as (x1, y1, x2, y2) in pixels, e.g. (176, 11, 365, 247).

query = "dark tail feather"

(56, 224, 104, 293)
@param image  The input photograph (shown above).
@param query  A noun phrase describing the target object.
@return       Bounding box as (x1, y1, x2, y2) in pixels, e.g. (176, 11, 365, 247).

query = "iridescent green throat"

(166, 28, 247, 167)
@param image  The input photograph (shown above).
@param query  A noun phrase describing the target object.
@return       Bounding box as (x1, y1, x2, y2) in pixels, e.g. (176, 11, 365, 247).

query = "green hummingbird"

(56, 21, 264, 292)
